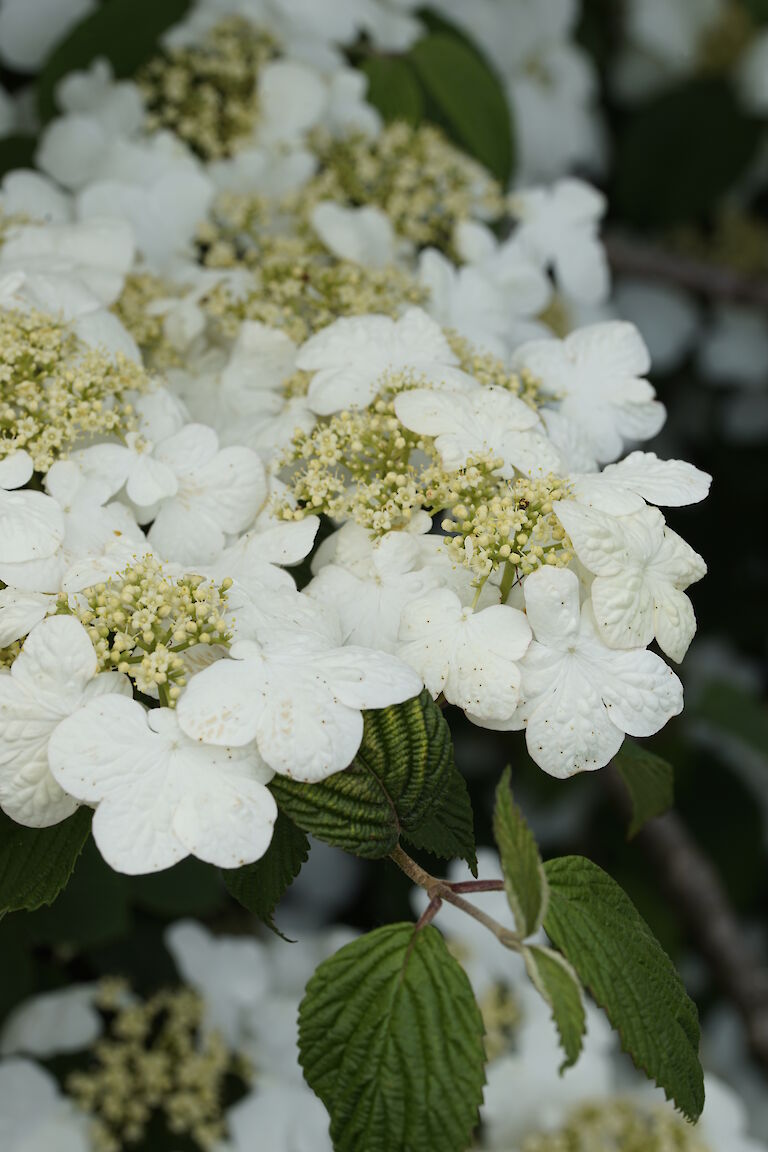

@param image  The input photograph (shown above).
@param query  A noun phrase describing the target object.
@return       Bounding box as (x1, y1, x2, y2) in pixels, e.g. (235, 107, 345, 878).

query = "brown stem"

(389, 845, 521, 950)
(605, 766, 768, 1076)
(449, 880, 506, 895)
(605, 232, 768, 312)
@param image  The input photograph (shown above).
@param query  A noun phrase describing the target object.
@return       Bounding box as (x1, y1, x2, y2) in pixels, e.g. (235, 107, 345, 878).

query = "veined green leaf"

(523, 944, 586, 1071)
(0, 807, 92, 916)
(493, 766, 547, 936)
(614, 740, 675, 839)
(271, 691, 458, 859)
(299, 922, 486, 1152)
(223, 810, 309, 936)
(543, 855, 704, 1121)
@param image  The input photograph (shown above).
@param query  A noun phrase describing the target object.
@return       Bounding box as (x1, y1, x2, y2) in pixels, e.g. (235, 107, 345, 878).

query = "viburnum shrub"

(0, 0, 733, 1149)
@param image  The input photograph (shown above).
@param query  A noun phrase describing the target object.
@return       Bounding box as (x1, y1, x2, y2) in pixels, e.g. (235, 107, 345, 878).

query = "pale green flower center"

(67, 981, 250, 1152)
(0, 306, 146, 473)
(139, 17, 276, 160)
(518, 1099, 712, 1152)
(61, 555, 233, 706)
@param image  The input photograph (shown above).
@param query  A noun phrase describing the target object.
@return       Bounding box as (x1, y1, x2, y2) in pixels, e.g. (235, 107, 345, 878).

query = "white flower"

(204, 510, 320, 595)
(209, 321, 317, 458)
(0, 1058, 91, 1152)
(510, 178, 609, 303)
(56, 58, 144, 136)
(0, 265, 139, 362)
(311, 202, 396, 267)
(399, 590, 532, 721)
(145, 424, 267, 565)
(210, 144, 317, 198)
(296, 307, 468, 415)
(256, 59, 329, 145)
(308, 528, 441, 652)
(224, 1079, 333, 1152)
(76, 162, 215, 272)
(0, 587, 57, 647)
(176, 595, 422, 781)
(554, 502, 707, 662)
(0, 217, 135, 307)
(72, 387, 188, 510)
(500, 566, 684, 777)
(165, 920, 269, 1046)
(0, 461, 143, 594)
(394, 384, 561, 478)
(0, 0, 96, 71)
(0, 170, 71, 223)
(510, 44, 604, 185)
(1, 987, 101, 1058)
(565, 451, 712, 516)
(0, 615, 130, 827)
(322, 66, 382, 137)
(0, 451, 64, 566)
(513, 321, 665, 465)
(48, 699, 277, 874)
(455, 220, 552, 326)
(418, 248, 517, 360)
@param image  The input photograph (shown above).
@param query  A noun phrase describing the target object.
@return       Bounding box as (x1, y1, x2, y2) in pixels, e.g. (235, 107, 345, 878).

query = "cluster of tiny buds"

(67, 981, 250, 1152)
(447, 332, 545, 410)
(139, 17, 275, 160)
(196, 197, 425, 345)
(517, 1099, 709, 1152)
(111, 272, 183, 370)
(0, 306, 145, 472)
(439, 471, 573, 579)
(63, 555, 233, 706)
(279, 380, 429, 531)
(307, 122, 506, 250)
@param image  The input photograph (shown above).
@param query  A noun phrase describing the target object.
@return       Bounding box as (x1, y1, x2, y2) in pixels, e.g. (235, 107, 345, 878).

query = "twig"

(605, 766, 768, 1075)
(389, 845, 521, 950)
(605, 232, 768, 312)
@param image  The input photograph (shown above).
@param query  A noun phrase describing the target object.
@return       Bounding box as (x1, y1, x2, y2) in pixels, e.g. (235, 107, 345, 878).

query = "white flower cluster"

(0, 0, 710, 875)
(0, 909, 763, 1152)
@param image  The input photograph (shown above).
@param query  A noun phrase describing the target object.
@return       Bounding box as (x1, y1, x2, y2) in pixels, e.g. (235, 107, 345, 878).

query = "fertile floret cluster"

(309, 122, 506, 249)
(64, 555, 233, 705)
(0, 0, 710, 872)
(67, 983, 248, 1152)
(0, 308, 144, 471)
(139, 17, 275, 159)
(519, 1100, 711, 1152)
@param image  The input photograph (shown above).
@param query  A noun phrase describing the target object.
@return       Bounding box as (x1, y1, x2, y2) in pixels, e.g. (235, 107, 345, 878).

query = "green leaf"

(614, 740, 675, 839)
(37, 0, 192, 122)
(493, 766, 547, 936)
(404, 762, 477, 873)
(416, 9, 482, 47)
(299, 923, 486, 1152)
(613, 79, 761, 226)
(361, 57, 424, 126)
(222, 810, 309, 935)
(0, 807, 92, 916)
(523, 944, 585, 1071)
(408, 33, 513, 184)
(543, 856, 704, 1121)
(0, 135, 36, 178)
(271, 690, 456, 859)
